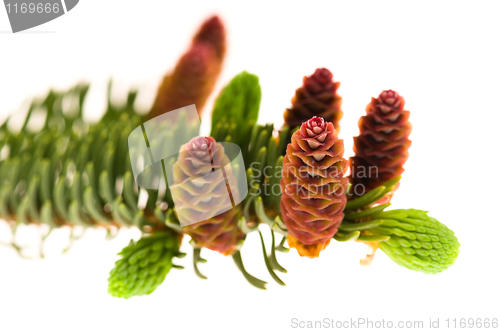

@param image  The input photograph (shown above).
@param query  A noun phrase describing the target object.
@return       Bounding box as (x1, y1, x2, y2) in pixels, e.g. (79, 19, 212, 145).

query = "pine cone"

(350, 90, 412, 195)
(280, 117, 348, 258)
(283, 68, 343, 131)
(171, 136, 244, 255)
(149, 16, 226, 120)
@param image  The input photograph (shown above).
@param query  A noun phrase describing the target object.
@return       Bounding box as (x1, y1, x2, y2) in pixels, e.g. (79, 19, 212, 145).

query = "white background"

(1, 1, 499, 331)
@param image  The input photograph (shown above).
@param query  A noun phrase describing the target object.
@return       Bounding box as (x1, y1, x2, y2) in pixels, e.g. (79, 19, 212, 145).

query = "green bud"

(374, 209, 460, 274)
(108, 231, 181, 299)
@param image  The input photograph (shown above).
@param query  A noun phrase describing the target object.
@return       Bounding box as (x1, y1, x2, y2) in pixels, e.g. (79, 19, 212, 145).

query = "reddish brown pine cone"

(171, 136, 244, 255)
(280, 117, 348, 258)
(350, 90, 412, 195)
(283, 68, 343, 131)
(149, 16, 226, 120)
